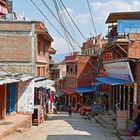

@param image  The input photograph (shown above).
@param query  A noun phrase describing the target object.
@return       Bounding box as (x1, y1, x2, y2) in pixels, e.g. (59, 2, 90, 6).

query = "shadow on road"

(46, 135, 98, 140)
(46, 112, 118, 140)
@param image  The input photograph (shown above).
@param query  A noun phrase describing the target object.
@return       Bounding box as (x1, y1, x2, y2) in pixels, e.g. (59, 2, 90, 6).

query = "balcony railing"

(108, 33, 129, 46)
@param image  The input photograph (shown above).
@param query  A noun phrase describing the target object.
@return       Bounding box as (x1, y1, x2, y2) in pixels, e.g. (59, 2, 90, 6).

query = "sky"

(12, 0, 140, 54)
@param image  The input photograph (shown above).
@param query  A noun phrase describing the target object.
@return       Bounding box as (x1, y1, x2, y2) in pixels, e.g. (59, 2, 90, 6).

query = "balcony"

(105, 12, 140, 62)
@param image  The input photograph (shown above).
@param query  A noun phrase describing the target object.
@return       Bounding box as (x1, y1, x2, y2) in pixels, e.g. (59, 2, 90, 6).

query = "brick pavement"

(3, 112, 119, 140)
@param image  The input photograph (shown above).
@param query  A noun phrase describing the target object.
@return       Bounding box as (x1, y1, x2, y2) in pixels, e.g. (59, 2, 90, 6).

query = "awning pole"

(123, 86, 125, 110)
(119, 85, 121, 109)
(133, 83, 137, 118)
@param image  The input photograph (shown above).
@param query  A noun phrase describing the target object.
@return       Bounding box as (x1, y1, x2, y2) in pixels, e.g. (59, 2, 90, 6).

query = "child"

(128, 105, 140, 139)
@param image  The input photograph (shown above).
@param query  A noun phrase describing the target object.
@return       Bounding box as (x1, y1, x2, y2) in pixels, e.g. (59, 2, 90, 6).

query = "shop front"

(33, 77, 55, 125)
(96, 61, 135, 119)
(75, 86, 97, 105)
(61, 89, 74, 109)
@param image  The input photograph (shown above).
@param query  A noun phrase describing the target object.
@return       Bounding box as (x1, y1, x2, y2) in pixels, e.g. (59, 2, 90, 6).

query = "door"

(6, 83, 17, 114)
(6, 84, 11, 114)
(11, 83, 16, 112)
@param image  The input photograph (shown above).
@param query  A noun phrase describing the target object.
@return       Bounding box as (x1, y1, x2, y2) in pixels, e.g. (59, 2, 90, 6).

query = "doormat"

(0, 122, 12, 125)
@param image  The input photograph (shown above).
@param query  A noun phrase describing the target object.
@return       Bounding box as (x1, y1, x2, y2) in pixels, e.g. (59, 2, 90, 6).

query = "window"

(75, 65, 77, 75)
(43, 67, 45, 76)
(43, 44, 46, 56)
(38, 41, 41, 55)
(37, 67, 40, 77)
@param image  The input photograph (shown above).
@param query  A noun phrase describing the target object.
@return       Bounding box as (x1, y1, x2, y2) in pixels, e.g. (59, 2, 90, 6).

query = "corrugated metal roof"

(0, 74, 33, 86)
(18, 75, 33, 81)
(34, 78, 55, 88)
(0, 78, 19, 85)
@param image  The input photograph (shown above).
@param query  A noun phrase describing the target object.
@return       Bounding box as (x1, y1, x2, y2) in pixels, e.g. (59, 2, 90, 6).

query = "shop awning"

(34, 77, 55, 88)
(96, 76, 131, 85)
(75, 86, 97, 94)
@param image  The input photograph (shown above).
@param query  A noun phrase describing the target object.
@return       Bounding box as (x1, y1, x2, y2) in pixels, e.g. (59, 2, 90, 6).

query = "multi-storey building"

(50, 63, 66, 81)
(50, 63, 66, 101)
(61, 52, 97, 107)
(81, 36, 108, 93)
(97, 11, 140, 119)
(0, 21, 54, 78)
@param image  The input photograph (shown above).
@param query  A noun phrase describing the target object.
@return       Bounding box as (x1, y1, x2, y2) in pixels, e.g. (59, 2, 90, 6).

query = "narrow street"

(3, 112, 119, 140)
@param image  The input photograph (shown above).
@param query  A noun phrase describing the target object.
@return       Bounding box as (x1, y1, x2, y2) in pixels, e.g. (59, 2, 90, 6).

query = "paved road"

(3, 112, 119, 140)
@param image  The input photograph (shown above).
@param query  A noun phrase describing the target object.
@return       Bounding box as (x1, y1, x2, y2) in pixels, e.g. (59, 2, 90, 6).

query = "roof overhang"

(106, 11, 140, 24)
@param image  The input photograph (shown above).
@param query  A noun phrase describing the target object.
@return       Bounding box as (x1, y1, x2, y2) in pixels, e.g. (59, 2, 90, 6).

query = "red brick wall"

(0, 35, 32, 61)
(128, 33, 140, 59)
(77, 57, 95, 86)
(0, 22, 32, 31)
(0, 21, 52, 77)
(0, 84, 6, 119)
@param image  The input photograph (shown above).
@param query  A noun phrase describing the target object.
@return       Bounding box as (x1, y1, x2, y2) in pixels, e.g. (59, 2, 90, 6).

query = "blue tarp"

(75, 86, 97, 93)
(96, 76, 131, 85)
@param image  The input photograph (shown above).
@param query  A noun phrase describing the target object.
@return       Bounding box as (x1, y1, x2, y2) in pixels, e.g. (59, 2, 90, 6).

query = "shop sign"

(105, 61, 134, 82)
(116, 110, 128, 130)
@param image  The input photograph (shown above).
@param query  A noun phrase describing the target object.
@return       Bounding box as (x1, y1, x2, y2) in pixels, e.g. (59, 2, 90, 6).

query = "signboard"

(116, 110, 128, 130)
(18, 80, 34, 113)
(117, 20, 140, 33)
(105, 61, 134, 82)
(91, 104, 106, 114)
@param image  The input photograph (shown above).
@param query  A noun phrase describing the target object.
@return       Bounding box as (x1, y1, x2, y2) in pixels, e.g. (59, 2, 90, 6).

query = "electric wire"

(30, 0, 77, 52)
(87, 0, 97, 36)
(53, 0, 79, 51)
(54, 0, 81, 51)
(59, 0, 87, 41)
(56, 0, 81, 49)
(0, 56, 19, 74)
(53, 0, 75, 52)
(57, 1, 80, 47)
(41, 0, 80, 50)
(30, 0, 65, 39)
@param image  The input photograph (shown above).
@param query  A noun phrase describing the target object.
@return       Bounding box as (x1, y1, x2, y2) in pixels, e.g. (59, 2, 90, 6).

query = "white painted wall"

(59, 64, 66, 79)
(18, 79, 34, 113)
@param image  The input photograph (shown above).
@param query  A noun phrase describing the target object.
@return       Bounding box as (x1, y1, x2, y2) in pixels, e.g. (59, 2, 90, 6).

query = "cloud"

(90, 0, 140, 32)
(52, 36, 71, 54)
(52, 0, 140, 53)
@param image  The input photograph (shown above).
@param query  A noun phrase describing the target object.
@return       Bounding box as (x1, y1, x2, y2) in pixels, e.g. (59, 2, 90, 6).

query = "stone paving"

(3, 112, 119, 140)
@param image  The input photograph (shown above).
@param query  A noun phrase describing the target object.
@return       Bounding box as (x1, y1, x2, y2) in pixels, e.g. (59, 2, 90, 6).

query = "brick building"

(0, 21, 54, 77)
(61, 52, 97, 108)
(81, 36, 108, 93)
(97, 11, 140, 119)
(50, 63, 66, 104)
